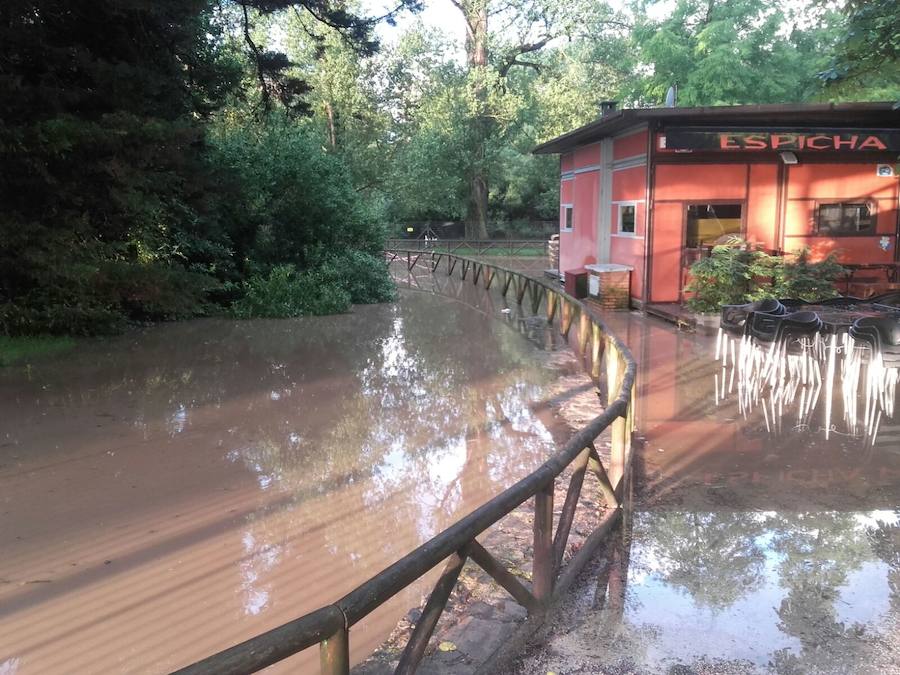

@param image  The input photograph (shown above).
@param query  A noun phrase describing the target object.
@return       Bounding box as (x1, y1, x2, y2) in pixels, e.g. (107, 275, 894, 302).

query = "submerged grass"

(0, 335, 76, 366)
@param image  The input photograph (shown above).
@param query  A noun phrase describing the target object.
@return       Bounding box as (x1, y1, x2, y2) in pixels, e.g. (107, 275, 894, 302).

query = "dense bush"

(686, 239, 844, 314)
(315, 250, 397, 305)
(231, 251, 395, 319)
(232, 265, 351, 318)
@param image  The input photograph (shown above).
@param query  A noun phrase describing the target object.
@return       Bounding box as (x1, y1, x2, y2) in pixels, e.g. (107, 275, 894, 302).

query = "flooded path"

(0, 288, 588, 674)
(511, 313, 900, 675)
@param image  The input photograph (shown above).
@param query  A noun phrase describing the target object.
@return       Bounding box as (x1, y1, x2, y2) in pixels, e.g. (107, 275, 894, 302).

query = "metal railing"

(385, 238, 549, 257)
(175, 250, 637, 675)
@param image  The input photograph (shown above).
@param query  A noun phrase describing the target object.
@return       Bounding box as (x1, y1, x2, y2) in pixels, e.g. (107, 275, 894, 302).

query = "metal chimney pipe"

(600, 100, 618, 116)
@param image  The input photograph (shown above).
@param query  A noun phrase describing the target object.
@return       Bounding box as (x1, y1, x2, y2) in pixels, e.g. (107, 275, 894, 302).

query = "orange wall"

(559, 172, 598, 271)
(610, 165, 647, 299)
(782, 163, 899, 263)
(650, 201, 684, 303)
(746, 164, 779, 249)
(613, 130, 648, 160)
(572, 144, 601, 170)
(561, 136, 900, 303)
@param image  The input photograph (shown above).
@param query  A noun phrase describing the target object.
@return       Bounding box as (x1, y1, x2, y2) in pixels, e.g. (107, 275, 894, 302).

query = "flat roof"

(532, 102, 900, 154)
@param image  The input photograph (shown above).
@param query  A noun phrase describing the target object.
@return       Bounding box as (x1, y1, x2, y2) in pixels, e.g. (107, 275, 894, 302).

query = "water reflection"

(578, 509, 900, 672)
(0, 288, 589, 673)
(520, 311, 900, 674)
(714, 329, 899, 447)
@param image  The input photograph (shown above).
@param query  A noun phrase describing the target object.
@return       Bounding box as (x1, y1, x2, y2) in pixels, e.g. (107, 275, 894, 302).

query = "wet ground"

(0, 288, 587, 674)
(509, 313, 900, 675)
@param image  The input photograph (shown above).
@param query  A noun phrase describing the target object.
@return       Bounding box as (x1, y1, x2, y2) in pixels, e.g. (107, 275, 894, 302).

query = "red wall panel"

(746, 164, 779, 249)
(649, 201, 683, 302)
(613, 130, 648, 160)
(572, 144, 601, 170)
(654, 164, 748, 202)
(559, 172, 598, 271)
(612, 166, 645, 202)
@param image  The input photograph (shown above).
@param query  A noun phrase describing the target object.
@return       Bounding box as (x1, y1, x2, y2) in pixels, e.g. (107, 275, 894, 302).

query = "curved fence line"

(174, 250, 637, 675)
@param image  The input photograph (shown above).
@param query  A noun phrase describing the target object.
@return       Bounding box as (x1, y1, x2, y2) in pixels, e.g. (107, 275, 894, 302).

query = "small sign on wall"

(876, 164, 895, 177)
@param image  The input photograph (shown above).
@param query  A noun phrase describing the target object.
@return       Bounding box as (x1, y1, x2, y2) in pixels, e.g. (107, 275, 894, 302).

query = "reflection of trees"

(766, 511, 888, 674)
(633, 511, 768, 610)
(222, 291, 568, 615)
(870, 510, 900, 612)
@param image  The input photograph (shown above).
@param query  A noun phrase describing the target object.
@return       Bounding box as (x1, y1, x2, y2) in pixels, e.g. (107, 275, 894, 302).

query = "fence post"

(320, 627, 349, 675)
(532, 480, 554, 604)
(591, 324, 602, 381)
(606, 343, 625, 490)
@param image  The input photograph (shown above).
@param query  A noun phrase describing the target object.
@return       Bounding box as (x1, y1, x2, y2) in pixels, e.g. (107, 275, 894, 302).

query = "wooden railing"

(384, 238, 549, 256)
(174, 251, 637, 675)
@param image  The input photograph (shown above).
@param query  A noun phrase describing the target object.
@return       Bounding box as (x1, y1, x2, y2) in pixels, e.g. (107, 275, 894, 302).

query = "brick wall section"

(592, 270, 631, 309)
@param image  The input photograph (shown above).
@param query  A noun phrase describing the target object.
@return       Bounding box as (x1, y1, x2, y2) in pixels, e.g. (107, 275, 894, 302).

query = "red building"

(534, 102, 900, 307)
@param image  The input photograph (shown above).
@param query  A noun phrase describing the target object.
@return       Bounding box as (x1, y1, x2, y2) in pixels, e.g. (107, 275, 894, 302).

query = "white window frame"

(615, 201, 638, 237)
(561, 204, 574, 232)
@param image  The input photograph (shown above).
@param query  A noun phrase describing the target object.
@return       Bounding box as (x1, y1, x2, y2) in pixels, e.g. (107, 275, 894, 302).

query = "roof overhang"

(532, 102, 900, 155)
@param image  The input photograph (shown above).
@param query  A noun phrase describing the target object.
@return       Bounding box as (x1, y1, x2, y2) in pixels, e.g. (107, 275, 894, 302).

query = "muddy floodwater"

(0, 288, 586, 674)
(512, 313, 900, 675)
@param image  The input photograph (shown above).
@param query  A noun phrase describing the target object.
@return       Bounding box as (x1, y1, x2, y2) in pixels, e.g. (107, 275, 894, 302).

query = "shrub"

(685, 239, 845, 313)
(776, 249, 844, 301)
(685, 239, 775, 314)
(231, 265, 351, 319)
(315, 250, 397, 305)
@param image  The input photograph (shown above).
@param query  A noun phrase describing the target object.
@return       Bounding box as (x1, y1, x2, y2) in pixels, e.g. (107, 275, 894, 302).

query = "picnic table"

(841, 262, 900, 296)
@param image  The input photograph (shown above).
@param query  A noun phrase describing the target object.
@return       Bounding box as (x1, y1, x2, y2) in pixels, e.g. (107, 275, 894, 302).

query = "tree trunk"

(460, 0, 490, 240)
(324, 101, 337, 149)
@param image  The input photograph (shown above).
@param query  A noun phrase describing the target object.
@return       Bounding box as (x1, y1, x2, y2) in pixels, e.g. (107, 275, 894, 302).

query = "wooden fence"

(384, 239, 549, 257)
(174, 250, 637, 675)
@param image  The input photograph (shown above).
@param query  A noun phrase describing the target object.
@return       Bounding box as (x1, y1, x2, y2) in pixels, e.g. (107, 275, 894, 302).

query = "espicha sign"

(665, 127, 900, 152)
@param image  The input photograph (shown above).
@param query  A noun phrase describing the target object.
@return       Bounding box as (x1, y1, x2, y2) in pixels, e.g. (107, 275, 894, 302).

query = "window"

(816, 202, 874, 235)
(562, 205, 573, 231)
(618, 204, 636, 234)
(686, 203, 742, 248)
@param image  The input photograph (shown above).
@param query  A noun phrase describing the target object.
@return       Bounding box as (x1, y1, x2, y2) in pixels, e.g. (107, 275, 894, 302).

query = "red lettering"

(806, 135, 831, 150)
(797, 135, 806, 150)
(771, 134, 798, 149)
(858, 135, 888, 150)
(833, 134, 858, 149)
(719, 134, 740, 150)
(744, 135, 767, 149)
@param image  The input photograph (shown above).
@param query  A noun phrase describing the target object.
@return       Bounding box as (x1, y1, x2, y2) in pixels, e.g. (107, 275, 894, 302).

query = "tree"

(0, 1, 241, 334)
(448, 0, 616, 238)
(819, 0, 900, 103)
(627, 0, 842, 105)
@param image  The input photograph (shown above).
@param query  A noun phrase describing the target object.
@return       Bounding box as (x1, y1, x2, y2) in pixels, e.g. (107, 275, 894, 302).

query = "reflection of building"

(534, 102, 900, 306)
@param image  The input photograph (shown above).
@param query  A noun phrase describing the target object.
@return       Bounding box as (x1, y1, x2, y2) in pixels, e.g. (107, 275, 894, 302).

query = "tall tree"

(627, 0, 842, 105)
(449, 0, 609, 238)
(819, 0, 900, 103)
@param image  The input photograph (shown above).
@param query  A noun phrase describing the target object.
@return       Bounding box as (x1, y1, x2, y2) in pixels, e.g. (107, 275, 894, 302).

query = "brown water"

(0, 289, 585, 674)
(511, 313, 900, 675)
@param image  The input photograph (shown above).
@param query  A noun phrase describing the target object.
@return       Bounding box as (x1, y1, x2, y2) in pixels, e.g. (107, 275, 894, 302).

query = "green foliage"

(685, 240, 775, 313)
(208, 113, 387, 271)
(315, 251, 397, 305)
(232, 265, 351, 318)
(0, 335, 76, 367)
(231, 252, 395, 319)
(627, 0, 842, 105)
(820, 0, 900, 102)
(776, 249, 844, 302)
(686, 240, 844, 313)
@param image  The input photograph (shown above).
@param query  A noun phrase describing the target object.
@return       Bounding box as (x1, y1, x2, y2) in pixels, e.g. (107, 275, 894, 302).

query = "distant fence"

(385, 238, 549, 257)
(175, 250, 636, 675)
